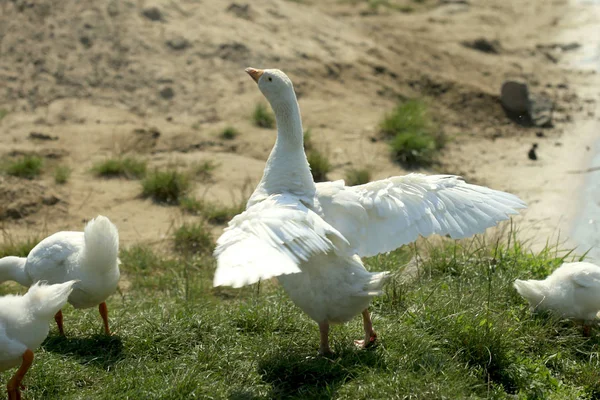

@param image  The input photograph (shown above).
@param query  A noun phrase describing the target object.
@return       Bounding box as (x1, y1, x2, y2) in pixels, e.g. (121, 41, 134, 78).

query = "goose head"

(246, 68, 296, 110)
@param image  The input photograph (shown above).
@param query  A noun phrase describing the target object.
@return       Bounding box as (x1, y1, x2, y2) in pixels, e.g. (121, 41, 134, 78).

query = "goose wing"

(316, 174, 526, 257)
(213, 193, 349, 288)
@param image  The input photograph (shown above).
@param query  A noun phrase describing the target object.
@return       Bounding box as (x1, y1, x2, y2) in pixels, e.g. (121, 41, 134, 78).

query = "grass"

(345, 167, 371, 186)
(3, 228, 600, 399)
(180, 197, 243, 224)
(92, 157, 147, 179)
(252, 103, 275, 129)
(4, 155, 43, 179)
(0, 109, 8, 122)
(380, 99, 445, 168)
(173, 222, 215, 255)
(191, 160, 217, 182)
(220, 126, 239, 140)
(307, 149, 331, 182)
(54, 165, 71, 185)
(0, 235, 40, 258)
(141, 169, 191, 204)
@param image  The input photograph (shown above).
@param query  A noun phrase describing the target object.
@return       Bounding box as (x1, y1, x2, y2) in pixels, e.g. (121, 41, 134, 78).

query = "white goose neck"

(0, 256, 31, 286)
(248, 92, 316, 207)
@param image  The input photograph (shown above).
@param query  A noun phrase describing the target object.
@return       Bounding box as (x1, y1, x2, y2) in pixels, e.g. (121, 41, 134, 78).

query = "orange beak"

(245, 67, 264, 83)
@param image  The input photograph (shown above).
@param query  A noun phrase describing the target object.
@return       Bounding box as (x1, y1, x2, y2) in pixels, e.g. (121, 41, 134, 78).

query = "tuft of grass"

(5, 155, 43, 179)
(191, 160, 217, 182)
(180, 197, 243, 224)
(220, 126, 239, 140)
(345, 167, 371, 186)
(307, 149, 331, 182)
(0, 109, 8, 122)
(252, 103, 275, 129)
(173, 222, 214, 255)
(0, 236, 40, 258)
(92, 157, 147, 179)
(380, 99, 444, 168)
(53, 165, 71, 185)
(141, 169, 191, 204)
(303, 129, 313, 151)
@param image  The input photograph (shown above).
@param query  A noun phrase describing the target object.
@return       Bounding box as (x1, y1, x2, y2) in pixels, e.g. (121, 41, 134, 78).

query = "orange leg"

(54, 310, 65, 336)
(318, 321, 332, 355)
(354, 309, 377, 348)
(99, 302, 111, 335)
(7, 349, 34, 400)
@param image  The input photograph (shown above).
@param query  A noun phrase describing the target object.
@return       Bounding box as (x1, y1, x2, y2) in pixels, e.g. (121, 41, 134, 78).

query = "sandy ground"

(0, 0, 598, 254)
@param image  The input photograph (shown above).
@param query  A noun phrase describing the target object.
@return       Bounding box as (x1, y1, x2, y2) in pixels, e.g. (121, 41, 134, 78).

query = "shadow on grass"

(258, 347, 384, 398)
(42, 334, 124, 368)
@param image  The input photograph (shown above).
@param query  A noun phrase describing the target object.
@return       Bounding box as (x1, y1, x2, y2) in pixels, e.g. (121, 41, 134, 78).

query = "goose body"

(514, 261, 600, 321)
(0, 281, 77, 399)
(214, 68, 527, 353)
(0, 215, 120, 335)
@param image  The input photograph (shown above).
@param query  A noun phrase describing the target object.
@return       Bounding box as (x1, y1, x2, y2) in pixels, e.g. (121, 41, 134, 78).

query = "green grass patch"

(4, 155, 43, 179)
(0, 236, 40, 258)
(220, 126, 239, 140)
(173, 222, 214, 255)
(2, 229, 599, 399)
(307, 149, 331, 182)
(141, 169, 190, 204)
(180, 197, 243, 224)
(0, 109, 8, 122)
(92, 157, 147, 179)
(381, 99, 445, 168)
(191, 160, 217, 182)
(53, 165, 71, 185)
(345, 167, 371, 186)
(252, 103, 275, 129)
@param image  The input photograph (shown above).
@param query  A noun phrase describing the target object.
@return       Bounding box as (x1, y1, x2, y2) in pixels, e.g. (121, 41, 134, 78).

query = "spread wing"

(316, 174, 526, 257)
(213, 194, 349, 288)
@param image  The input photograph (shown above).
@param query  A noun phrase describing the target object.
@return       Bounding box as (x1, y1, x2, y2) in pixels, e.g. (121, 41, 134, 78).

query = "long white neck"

(248, 91, 316, 207)
(0, 256, 31, 286)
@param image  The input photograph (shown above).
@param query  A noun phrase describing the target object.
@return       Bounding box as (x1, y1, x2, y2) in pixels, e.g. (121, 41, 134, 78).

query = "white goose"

(514, 262, 600, 334)
(1, 280, 77, 400)
(214, 68, 527, 354)
(0, 216, 120, 336)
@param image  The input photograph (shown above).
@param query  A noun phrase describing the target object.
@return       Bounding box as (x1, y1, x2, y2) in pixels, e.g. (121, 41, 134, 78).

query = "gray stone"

(166, 36, 190, 51)
(501, 81, 529, 113)
(501, 81, 554, 127)
(159, 87, 175, 99)
(142, 6, 162, 21)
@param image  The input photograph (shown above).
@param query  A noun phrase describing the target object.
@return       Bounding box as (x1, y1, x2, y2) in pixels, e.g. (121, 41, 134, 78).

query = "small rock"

(462, 38, 500, 54)
(227, 3, 253, 19)
(141, 6, 162, 21)
(159, 87, 175, 99)
(79, 35, 92, 48)
(528, 144, 538, 161)
(501, 81, 553, 127)
(42, 194, 60, 206)
(557, 83, 568, 89)
(166, 36, 190, 51)
(501, 81, 529, 113)
(29, 132, 58, 141)
(528, 93, 554, 127)
(535, 131, 545, 138)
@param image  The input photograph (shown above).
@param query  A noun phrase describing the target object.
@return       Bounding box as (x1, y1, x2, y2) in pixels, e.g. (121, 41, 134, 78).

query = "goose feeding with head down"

(514, 261, 600, 335)
(1, 280, 77, 400)
(0, 216, 120, 336)
(213, 68, 527, 354)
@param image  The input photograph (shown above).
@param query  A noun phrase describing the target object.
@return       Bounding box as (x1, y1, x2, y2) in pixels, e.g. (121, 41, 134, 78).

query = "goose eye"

(268, 77, 272, 82)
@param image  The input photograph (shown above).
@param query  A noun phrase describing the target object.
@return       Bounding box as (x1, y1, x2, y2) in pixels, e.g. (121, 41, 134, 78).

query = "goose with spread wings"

(214, 67, 526, 354)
